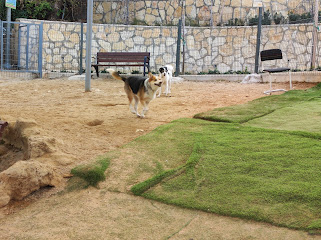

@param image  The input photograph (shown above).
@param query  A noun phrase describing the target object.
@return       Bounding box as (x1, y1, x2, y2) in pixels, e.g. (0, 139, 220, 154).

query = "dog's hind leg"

(126, 93, 137, 115)
(133, 96, 141, 117)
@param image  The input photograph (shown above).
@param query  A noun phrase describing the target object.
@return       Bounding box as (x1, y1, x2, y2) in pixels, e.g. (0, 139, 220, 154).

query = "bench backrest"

(260, 49, 283, 62)
(97, 52, 150, 63)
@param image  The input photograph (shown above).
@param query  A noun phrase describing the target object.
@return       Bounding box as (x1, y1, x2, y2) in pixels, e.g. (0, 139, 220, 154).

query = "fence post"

(175, 19, 182, 77)
(38, 22, 43, 78)
(311, 0, 319, 70)
(79, 22, 84, 75)
(85, 0, 93, 92)
(5, 8, 11, 69)
(0, 20, 2, 70)
(254, 7, 262, 73)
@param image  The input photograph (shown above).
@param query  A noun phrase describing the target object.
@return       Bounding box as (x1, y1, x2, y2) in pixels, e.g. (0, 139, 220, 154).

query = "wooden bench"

(0, 120, 8, 138)
(92, 52, 150, 77)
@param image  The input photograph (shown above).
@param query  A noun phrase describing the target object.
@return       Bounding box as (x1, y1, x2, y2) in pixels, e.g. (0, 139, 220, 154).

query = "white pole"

(5, 7, 11, 68)
(85, 0, 93, 92)
(311, 0, 319, 69)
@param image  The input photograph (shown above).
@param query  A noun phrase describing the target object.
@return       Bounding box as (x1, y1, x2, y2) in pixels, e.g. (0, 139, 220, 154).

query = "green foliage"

(70, 157, 110, 188)
(208, 69, 220, 74)
(197, 71, 207, 75)
(288, 10, 312, 24)
(24, 0, 52, 20)
(132, 18, 148, 26)
(226, 18, 245, 26)
(0, 0, 28, 21)
(197, 68, 249, 75)
(273, 12, 286, 25)
(131, 70, 141, 74)
(248, 10, 272, 26)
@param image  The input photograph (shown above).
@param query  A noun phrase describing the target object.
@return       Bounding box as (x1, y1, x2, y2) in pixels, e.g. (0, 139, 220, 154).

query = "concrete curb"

(181, 71, 321, 83)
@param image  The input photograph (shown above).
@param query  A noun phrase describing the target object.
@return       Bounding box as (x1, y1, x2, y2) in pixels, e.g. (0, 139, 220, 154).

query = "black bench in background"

(92, 52, 150, 77)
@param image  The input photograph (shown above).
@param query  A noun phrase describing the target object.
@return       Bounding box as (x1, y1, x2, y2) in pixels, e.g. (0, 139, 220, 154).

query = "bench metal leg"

(264, 73, 286, 95)
(143, 57, 147, 76)
(289, 70, 292, 90)
(94, 66, 99, 77)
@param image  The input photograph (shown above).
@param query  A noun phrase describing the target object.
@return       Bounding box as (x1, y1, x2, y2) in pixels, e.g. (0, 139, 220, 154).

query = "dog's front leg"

(166, 75, 172, 96)
(165, 79, 169, 95)
(140, 102, 149, 118)
(156, 86, 162, 97)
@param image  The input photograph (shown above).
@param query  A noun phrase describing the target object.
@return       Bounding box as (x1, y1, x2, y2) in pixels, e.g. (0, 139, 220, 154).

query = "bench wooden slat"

(92, 64, 147, 67)
(92, 52, 150, 77)
(97, 52, 149, 56)
(98, 58, 148, 62)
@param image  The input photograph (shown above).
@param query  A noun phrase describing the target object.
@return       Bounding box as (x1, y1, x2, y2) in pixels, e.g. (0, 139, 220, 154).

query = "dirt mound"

(0, 118, 70, 207)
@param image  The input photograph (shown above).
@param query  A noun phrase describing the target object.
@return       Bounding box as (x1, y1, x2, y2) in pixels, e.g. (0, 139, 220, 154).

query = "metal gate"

(0, 21, 43, 77)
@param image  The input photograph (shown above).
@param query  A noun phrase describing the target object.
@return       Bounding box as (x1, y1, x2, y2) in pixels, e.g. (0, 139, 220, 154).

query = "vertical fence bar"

(175, 19, 182, 77)
(311, 0, 319, 69)
(79, 22, 84, 75)
(18, 25, 21, 69)
(26, 24, 30, 71)
(0, 20, 3, 71)
(85, 0, 93, 92)
(5, 21, 11, 68)
(254, 7, 262, 73)
(38, 22, 43, 78)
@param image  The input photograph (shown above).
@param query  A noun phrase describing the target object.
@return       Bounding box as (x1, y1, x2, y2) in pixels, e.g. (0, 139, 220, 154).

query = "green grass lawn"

(194, 83, 321, 126)
(130, 83, 321, 232)
(130, 119, 321, 232)
(243, 99, 321, 133)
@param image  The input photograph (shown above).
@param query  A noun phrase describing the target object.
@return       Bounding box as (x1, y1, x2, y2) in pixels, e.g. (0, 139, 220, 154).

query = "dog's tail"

(107, 69, 126, 81)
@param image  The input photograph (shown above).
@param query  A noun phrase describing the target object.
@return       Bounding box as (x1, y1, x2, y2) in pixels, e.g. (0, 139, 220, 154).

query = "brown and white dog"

(107, 69, 162, 118)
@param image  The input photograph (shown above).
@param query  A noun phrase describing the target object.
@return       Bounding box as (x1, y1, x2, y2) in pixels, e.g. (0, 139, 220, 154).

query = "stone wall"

(93, 0, 316, 26)
(18, 19, 320, 75)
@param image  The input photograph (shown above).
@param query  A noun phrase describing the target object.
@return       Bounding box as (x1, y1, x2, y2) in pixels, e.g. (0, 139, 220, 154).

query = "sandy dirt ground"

(0, 76, 320, 240)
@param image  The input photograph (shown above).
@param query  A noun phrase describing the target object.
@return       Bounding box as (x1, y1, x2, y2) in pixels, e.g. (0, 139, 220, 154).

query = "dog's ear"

(148, 72, 153, 78)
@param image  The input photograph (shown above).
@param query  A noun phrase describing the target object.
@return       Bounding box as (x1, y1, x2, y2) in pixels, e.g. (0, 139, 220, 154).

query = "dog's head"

(148, 72, 162, 90)
(159, 66, 168, 78)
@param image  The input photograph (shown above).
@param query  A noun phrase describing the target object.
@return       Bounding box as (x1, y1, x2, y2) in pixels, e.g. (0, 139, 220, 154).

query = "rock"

(241, 74, 262, 83)
(3, 119, 57, 159)
(86, 119, 104, 126)
(0, 186, 10, 207)
(0, 145, 9, 156)
(0, 161, 62, 207)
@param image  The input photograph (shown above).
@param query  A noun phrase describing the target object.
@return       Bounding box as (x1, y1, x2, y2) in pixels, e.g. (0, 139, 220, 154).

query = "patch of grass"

(194, 83, 321, 124)
(130, 118, 321, 231)
(69, 157, 110, 189)
(131, 140, 204, 196)
(244, 99, 321, 133)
